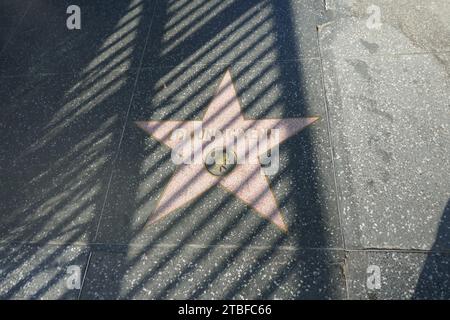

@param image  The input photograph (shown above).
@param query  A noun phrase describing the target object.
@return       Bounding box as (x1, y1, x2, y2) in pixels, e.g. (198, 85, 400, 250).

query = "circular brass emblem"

(205, 148, 237, 176)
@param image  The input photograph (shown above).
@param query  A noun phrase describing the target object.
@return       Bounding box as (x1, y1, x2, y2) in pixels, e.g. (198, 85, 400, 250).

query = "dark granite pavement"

(0, 0, 449, 299)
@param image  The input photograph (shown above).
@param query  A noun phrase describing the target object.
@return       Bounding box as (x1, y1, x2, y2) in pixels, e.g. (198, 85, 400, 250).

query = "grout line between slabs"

(315, 18, 349, 298)
(3, 239, 449, 255)
(77, 0, 159, 299)
(2, 50, 449, 79)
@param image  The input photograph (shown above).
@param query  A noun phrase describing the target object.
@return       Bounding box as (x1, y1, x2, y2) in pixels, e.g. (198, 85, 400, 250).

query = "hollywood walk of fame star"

(136, 70, 318, 232)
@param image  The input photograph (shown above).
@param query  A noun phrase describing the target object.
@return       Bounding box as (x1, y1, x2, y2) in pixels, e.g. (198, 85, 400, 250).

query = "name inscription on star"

(136, 70, 318, 231)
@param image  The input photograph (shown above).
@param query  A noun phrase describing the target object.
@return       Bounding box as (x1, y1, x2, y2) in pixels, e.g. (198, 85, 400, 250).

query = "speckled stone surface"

(0, 243, 89, 299)
(81, 245, 346, 299)
(0, 0, 155, 76)
(346, 250, 450, 300)
(319, 0, 450, 250)
(323, 0, 450, 54)
(0, 1, 31, 31)
(0, 68, 139, 245)
(94, 60, 342, 249)
(1, 0, 449, 300)
(141, 0, 327, 68)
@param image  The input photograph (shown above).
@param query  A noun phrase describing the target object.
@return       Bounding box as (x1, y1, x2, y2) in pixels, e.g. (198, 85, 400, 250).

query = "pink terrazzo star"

(136, 70, 318, 232)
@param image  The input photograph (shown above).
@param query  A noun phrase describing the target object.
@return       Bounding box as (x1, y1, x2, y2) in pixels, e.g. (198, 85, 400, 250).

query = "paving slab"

(0, 243, 89, 299)
(322, 0, 450, 55)
(94, 60, 342, 249)
(346, 250, 450, 300)
(81, 245, 346, 299)
(87, 1, 345, 299)
(0, 0, 156, 76)
(318, 1, 450, 250)
(0, 0, 31, 30)
(141, 0, 327, 68)
(0, 68, 138, 244)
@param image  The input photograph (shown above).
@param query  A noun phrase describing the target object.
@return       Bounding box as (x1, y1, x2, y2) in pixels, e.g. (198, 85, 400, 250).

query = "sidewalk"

(0, 0, 449, 299)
